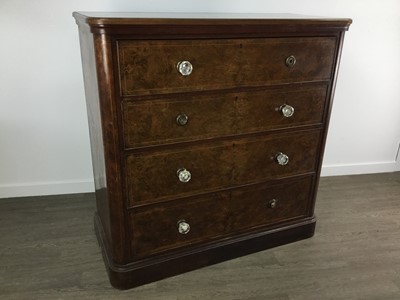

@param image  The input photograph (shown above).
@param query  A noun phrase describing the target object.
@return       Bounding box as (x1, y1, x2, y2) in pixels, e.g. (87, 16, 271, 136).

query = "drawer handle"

(280, 104, 295, 118)
(268, 199, 278, 209)
(177, 61, 193, 76)
(276, 152, 289, 166)
(176, 113, 189, 126)
(177, 220, 190, 234)
(177, 168, 191, 183)
(285, 55, 296, 68)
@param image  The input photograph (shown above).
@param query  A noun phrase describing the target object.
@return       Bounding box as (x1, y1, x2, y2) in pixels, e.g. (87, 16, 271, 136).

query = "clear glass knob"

(176, 113, 189, 126)
(276, 152, 289, 166)
(177, 220, 190, 234)
(280, 104, 295, 118)
(177, 168, 191, 183)
(177, 61, 193, 76)
(285, 55, 296, 68)
(268, 199, 278, 209)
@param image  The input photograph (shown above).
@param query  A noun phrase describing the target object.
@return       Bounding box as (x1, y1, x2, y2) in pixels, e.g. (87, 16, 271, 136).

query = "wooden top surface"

(73, 12, 352, 30)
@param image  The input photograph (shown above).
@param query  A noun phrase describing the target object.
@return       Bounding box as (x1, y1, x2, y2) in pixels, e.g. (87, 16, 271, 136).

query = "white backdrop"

(1, 0, 399, 197)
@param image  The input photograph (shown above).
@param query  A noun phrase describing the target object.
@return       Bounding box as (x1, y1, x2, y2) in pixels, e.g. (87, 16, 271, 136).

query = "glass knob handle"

(280, 104, 295, 118)
(268, 199, 278, 209)
(177, 168, 191, 183)
(177, 61, 193, 76)
(285, 55, 296, 68)
(176, 113, 189, 126)
(276, 152, 289, 166)
(177, 220, 190, 234)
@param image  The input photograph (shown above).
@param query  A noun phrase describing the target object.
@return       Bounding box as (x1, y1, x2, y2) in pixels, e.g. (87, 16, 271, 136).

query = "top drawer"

(117, 37, 336, 96)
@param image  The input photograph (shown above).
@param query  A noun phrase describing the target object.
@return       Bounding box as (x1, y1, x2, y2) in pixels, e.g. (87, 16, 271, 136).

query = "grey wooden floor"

(1, 172, 400, 300)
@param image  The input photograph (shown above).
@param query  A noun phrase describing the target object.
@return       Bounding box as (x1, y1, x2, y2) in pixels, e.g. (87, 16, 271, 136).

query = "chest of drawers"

(74, 12, 351, 289)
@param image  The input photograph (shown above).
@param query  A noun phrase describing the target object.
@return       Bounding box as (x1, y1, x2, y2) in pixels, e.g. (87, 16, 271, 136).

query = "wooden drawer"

(118, 37, 336, 96)
(129, 176, 313, 258)
(125, 130, 321, 206)
(122, 85, 327, 148)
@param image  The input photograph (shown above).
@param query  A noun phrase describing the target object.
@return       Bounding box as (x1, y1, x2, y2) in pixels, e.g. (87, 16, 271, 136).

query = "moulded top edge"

(73, 11, 352, 30)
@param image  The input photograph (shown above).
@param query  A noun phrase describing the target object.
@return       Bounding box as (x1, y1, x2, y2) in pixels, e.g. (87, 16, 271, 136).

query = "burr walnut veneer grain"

(73, 12, 351, 289)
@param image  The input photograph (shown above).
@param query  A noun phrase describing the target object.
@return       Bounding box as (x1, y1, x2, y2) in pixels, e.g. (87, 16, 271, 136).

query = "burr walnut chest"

(73, 12, 351, 289)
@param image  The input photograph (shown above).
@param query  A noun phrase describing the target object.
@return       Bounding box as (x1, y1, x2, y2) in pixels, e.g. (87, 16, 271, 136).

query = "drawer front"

(125, 130, 321, 206)
(130, 176, 313, 258)
(123, 85, 327, 148)
(118, 37, 336, 96)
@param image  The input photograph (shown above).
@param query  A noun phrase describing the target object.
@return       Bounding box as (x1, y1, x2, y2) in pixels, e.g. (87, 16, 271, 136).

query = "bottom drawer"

(129, 176, 314, 258)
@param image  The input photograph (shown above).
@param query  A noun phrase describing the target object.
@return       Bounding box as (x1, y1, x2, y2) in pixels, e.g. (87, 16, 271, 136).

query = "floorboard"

(0, 172, 399, 299)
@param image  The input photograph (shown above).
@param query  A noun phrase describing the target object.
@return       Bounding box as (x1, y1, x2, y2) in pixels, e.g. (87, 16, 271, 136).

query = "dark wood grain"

(77, 23, 128, 265)
(130, 176, 313, 258)
(73, 12, 352, 36)
(122, 84, 328, 148)
(125, 130, 321, 206)
(73, 12, 351, 289)
(118, 37, 336, 96)
(77, 23, 113, 256)
(99, 213, 316, 289)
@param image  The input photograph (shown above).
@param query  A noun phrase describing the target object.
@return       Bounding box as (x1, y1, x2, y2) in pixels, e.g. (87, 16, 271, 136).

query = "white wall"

(0, 0, 399, 198)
